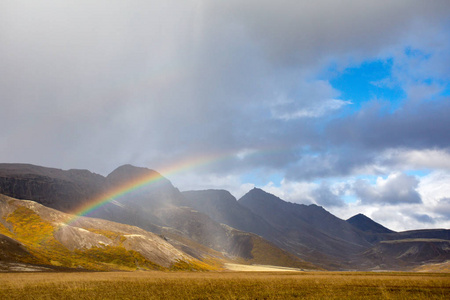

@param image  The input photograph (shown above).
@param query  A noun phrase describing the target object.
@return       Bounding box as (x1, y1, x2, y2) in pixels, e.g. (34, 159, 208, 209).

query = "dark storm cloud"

(353, 173, 422, 205)
(284, 148, 378, 181)
(411, 213, 435, 224)
(312, 183, 346, 207)
(210, 0, 450, 67)
(282, 96, 450, 181)
(0, 0, 449, 181)
(327, 98, 450, 151)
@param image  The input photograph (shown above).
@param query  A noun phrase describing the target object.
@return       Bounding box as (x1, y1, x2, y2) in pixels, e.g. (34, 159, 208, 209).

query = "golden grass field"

(0, 271, 448, 299)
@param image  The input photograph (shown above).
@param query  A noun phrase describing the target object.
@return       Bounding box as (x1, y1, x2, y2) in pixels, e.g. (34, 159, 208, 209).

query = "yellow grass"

(2, 206, 215, 271)
(0, 271, 448, 299)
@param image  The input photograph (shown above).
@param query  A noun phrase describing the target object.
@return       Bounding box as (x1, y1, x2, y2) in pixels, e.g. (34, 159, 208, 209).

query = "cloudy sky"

(1, 1, 450, 231)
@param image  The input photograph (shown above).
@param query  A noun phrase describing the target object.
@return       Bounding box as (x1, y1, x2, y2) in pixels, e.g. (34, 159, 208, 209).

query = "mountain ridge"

(0, 163, 448, 271)
(0, 163, 316, 271)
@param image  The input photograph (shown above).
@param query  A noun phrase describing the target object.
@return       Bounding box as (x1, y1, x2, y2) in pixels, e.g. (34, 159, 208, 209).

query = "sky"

(1, 0, 450, 231)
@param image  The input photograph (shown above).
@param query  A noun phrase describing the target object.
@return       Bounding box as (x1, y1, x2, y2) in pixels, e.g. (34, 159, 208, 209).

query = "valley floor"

(0, 271, 448, 299)
(224, 263, 303, 272)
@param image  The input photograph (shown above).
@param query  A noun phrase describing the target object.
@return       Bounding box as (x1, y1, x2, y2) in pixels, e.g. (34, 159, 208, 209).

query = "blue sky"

(330, 59, 405, 109)
(1, 0, 450, 231)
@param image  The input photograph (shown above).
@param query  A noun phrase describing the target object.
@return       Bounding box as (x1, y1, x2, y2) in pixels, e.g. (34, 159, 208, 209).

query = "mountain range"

(0, 163, 448, 272)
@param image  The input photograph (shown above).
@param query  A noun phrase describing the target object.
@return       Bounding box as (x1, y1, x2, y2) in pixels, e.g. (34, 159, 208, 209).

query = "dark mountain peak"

(250, 187, 269, 193)
(239, 187, 285, 206)
(182, 189, 281, 239)
(240, 188, 325, 215)
(306, 203, 326, 211)
(106, 165, 183, 210)
(183, 189, 237, 205)
(106, 164, 167, 186)
(352, 213, 365, 218)
(108, 164, 159, 177)
(347, 213, 394, 234)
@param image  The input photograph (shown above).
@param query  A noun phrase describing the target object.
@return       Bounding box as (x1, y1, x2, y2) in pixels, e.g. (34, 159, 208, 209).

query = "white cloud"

(418, 171, 450, 207)
(261, 179, 317, 204)
(326, 172, 450, 230)
(261, 179, 349, 207)
(210, 0, 450, 67)
(354, 172, 422, 205)
(167, 171, 254, 200)
(328, 200, 449, 232)
(382, 148, 450, 171)
(272, 99, 351, 120)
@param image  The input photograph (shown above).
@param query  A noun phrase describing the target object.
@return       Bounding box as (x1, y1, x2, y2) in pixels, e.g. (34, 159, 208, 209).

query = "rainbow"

(64, 169, 165, 226)
(63, 152, 235, 225)
(62, 145, 291, 226)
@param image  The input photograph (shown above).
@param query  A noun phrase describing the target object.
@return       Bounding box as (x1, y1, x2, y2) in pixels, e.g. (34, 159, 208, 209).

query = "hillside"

(0, 163, 448, 271)
(182, 189, 280, 240)
(102, 165, 315, 268)
(0, 163, 107, 212)
(0, 194, 214, 271)
(0, 164, 316, 270)
(359, 239, 450, 270)
(238, 188, 371, 268)
(189, 187, 449, 270)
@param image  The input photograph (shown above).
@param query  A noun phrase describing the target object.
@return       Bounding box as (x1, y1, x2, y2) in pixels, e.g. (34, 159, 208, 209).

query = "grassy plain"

(0, 271, 448, 299)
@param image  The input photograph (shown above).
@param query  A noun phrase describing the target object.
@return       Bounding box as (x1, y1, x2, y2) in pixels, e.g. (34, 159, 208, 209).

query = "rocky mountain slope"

(0, 194, 209, 271)
(182, 189, 281, 241)
(186, 187, 449, 270)
(359, 239, 450, 270)
(0, 164, 315, 270)
(0, 163, 448, 271)
(0, 163, 107, 212)
(101, 165, 315, 268)
(238, 188, 372, 268)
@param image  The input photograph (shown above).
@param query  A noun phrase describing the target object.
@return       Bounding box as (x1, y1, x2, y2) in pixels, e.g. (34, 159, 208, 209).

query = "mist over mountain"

(0, 163, 448, 271)
(182, 189, 280, 239)
(0, 164, 314, 270)
(0, 194, 208, 271)
(194, 187, 449, 270)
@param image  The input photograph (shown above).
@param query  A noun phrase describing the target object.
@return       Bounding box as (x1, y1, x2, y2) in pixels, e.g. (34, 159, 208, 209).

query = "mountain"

(0, 194, 212, 271)
(182, 189, 280, 240)
(1, 163, 448, 271)
(0, 164, 315, 270)
(106, 164, 185, 209)
(0, 163, 107, 212)
(239, 188, 370, 246)
(103, 168, 316, 269)
(0, 163, 165, 235)
(221, 187, 448, 270)
(347, 213, 394, 234)
(237, 188, 372, 268)
(359, 239, 450, 270)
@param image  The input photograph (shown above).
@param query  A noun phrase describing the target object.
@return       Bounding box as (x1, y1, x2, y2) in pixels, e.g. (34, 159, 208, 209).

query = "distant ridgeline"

(0, 163, 449, 271)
